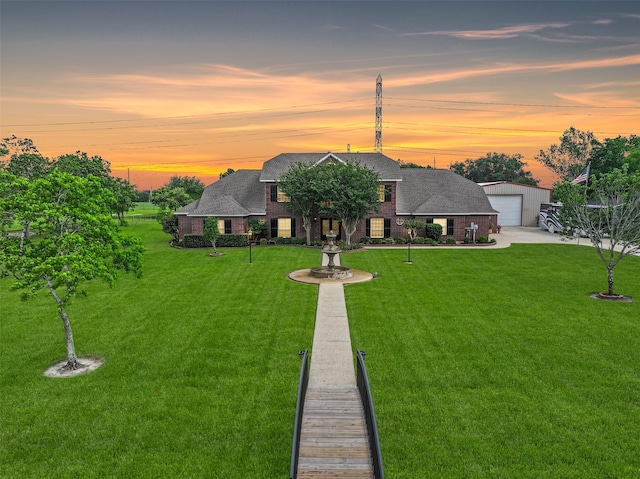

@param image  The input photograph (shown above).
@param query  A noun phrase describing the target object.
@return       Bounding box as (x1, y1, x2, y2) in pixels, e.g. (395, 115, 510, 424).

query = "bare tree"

(557, 167, 640, 296)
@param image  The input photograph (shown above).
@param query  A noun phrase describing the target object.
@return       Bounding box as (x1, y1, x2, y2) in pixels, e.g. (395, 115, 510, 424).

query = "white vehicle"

(539, 203, 563, 233)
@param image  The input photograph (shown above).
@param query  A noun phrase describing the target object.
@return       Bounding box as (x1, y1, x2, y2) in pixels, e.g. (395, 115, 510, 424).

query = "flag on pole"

(572, 165, 590, 184)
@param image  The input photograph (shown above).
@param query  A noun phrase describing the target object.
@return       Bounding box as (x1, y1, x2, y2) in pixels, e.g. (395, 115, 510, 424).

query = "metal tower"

(375, 74, 382, 152)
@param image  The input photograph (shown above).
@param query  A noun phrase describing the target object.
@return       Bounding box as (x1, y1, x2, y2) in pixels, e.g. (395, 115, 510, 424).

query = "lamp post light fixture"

(248, 229, 253, 264)
(396, 218, 412, 264)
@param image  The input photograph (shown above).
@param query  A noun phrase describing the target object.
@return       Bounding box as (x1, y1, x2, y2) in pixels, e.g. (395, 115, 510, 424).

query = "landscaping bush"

(412, 236, 426, 244)
(463, 237, 472, 244)
(395, 237, 407, 244)
(359, 236, 371, 244)
(181, 234, 249, 248)
(339, 241, 363, 251)
(478, 235, 489, 244)
(272, 236, 306, 245)
(446, 237, 457, 245)
(425, 223, 443, 242)
(425, 238, 438, 246)
(181, 234, 210, 248)
(384, 238, 395, 245)
(259, 238, 268, 246)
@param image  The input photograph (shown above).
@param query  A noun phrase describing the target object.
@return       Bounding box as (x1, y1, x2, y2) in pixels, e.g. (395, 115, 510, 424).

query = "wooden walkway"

(294, 253, 374, 478)
(297, 388, 373, 478)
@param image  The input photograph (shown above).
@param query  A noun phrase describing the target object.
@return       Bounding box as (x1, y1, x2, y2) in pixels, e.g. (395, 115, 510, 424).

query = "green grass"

(341, 247, 640, 478)
(127, 202, 159, 216)
(0, 222, 319, 478)
(2, 226, 640, 477)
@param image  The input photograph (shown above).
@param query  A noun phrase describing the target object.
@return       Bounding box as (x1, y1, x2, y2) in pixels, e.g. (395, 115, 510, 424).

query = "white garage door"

(487, 195, 522, 226)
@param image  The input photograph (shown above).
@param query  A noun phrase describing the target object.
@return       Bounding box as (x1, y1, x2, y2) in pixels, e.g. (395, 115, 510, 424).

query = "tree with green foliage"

(277, 162, 319, 245)
(450, 152, 539, 185)
(403, 219, 425, 240)
(203, 217, 222, 254)
(398, 160, 426, 169)
(0, 170, 144, 371)
(589, 135, 640, 178)
(220, 168, 235, 179)
(248, 218, 267, 240)
(106, 177, 138, 225)
(165, 175, 205, 201)
(0, 135, 40, 159)
(555, 167, 640, 297)
(536, 127, 597, 181)
(152, 186, 191, 242)
(53, 151, 112, 178)
(316, 161, 380, 245)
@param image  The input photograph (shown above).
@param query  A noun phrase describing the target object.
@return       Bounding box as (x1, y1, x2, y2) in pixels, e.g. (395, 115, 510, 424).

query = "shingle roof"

(259, 152, 402, 182)
(176, 170, 265, 217)
(397, 169, 497, 215)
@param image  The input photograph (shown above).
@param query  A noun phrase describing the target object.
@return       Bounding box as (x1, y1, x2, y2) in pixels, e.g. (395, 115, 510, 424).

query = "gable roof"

(259, 152, 402, 182)
(397, 169, 497, 215)
(176, 170, 265, 217)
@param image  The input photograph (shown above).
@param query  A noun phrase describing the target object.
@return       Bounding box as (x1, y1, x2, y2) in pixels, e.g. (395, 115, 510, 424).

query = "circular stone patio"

(288, 268, 374, 285)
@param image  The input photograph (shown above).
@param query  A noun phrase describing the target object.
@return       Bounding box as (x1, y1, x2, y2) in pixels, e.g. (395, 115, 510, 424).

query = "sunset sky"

(1, 1, 639, 189)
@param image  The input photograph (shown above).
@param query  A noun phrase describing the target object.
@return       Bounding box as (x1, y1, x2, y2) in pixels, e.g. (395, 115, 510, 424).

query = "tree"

(403, 219, 425, 240)
(106, 177, 138, 225)
(536, 127, 597, 181)
(556, 167, 640, 297)
(316, 161, 380, 245)
(0, 170, 144, 371)
(2, 153, 50, 180)
(203, 217, 222, 254)
(277, 162, 319, 245)
(248, 218, 267, 240)
(0, 135, 40, 160)
(152, 186, 191, 218)
(589, 135, 640, 178)
(450, 152, 539, 185)
(397, 160, 426, 169)
(165, 175, 205, 201)
(220, 168, 235, 179)
(53, 151, 111, 178)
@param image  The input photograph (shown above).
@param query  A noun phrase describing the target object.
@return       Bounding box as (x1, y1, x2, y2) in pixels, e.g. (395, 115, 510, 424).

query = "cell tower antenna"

(375, 74, 382, 152)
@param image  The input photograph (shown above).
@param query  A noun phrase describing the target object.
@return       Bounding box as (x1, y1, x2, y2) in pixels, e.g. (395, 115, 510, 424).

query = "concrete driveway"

(496, 226, 639, 257)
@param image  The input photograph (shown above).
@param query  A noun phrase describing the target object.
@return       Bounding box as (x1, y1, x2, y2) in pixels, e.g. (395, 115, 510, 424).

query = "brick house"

(175, 152, 497, 242)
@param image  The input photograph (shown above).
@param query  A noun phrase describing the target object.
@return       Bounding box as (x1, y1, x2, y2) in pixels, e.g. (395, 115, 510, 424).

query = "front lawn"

(342, 246, 640, 478)
(2, 223, 639, 478)
(0, 222, 318, 478)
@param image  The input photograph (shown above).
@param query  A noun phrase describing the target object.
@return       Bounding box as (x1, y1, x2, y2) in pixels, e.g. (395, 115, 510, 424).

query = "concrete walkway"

(296, 253, 374, 478)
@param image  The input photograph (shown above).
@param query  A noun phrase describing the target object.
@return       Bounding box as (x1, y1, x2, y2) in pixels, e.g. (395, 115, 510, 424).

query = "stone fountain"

(309, 230, 353, 280)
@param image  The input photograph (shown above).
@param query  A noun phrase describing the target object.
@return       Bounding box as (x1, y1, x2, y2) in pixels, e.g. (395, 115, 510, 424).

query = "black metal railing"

(356, 349, 385, 479)
(290, 349, 309, 479)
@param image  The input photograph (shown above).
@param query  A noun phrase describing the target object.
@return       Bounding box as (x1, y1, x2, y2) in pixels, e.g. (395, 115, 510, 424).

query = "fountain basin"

(309, 265, 353, 280)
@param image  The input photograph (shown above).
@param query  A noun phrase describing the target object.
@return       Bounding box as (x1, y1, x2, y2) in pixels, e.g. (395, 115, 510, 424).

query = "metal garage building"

(479, 182, 551, 227)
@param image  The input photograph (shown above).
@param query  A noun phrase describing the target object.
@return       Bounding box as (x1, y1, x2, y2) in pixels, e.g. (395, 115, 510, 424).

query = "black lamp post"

(396, 218, 412, 264)
(248, 229, 253, 264)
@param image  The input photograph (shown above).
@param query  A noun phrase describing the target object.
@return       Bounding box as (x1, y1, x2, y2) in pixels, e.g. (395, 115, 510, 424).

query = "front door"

(321, 219, 341, 240)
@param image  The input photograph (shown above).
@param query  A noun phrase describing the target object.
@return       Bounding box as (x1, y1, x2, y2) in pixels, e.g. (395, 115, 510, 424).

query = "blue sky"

(2, 1, 639, 188)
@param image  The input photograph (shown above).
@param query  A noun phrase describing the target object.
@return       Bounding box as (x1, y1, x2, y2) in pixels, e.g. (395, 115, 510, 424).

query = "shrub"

(359, 236, 371, 244)
(181, 234, 249, 248)
(425, 224, 443, 242)
(478, 236, 489, 244)
(425, 238, 438, 246)
(463, 237, 472, 244)
(384, 238, 395, 245)
(446, 237, 457, 245)
(181, 234, 210, 248)
(259, 238, 268, 246)
(412, 236, 426, 244)
(395, 237, 407, 244)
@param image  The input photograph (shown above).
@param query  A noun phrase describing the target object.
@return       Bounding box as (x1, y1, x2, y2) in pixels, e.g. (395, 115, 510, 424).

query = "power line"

(0, 97, 371, 128)
(386, 96, 640, 110)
